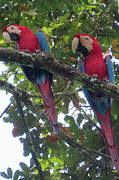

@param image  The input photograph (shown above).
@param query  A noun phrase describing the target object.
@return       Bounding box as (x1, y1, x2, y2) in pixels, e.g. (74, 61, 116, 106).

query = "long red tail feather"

(33, 76, 59, 134)
(95, 105, 119, 172)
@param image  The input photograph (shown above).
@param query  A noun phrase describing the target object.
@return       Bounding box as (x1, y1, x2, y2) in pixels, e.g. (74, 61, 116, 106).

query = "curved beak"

(72, 37, 79, 54)
(3, 32, 11, 43)
(77, 39, 89, 56)
(3, 31, 19, 42)
(72, 37, 89, 56)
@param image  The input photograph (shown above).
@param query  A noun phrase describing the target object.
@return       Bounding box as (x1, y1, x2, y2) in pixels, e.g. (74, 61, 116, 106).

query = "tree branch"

(0, 48, 119, 101)
(59, 131, 111, 166)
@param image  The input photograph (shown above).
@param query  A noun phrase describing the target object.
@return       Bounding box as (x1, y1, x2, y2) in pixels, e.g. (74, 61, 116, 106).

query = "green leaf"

(13, 170, 20, 180)
(112, 100, 119, 115)
(59, 12, 70, 22)
(64, 115, 75, 125)
(0, 172, 10, 179)
(7, 168, 13, 178)
(76, 113, 84, 125)
(19, 162, 30, 172)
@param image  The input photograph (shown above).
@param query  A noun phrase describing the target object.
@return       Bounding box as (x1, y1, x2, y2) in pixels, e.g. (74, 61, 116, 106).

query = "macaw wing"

(15, 44, 35, 81)
(79, 60, 109, 116)
(36, 30, 50, 52)
(79, 60, 94, 109)
(106, 56, 115, 83)
(36, 31, 58, 133)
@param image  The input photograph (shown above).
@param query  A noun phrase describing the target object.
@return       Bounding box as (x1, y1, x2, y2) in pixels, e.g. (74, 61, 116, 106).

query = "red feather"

(2, 25, 59, 134)
(74, 34, 119, 172)
(95, 105, 119, 171)
(34, 77, 59, 134)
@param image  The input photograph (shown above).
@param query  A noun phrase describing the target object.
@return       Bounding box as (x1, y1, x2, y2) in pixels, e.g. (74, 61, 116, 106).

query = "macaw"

(72, 34, 119, 172)
(2, 25, 59, 134)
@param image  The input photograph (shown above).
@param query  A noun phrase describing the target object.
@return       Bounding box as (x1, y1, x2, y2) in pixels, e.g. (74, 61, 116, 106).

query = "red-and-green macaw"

(72, 34, 119, 172)
(2, 25, 59, 134)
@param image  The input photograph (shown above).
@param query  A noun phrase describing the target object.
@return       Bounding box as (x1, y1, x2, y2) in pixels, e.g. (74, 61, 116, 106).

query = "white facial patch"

(7, 25, 21, 35)
(72, 37, 79, 54)
(3, 32, 11, 43)
(80, 36, 93, 52)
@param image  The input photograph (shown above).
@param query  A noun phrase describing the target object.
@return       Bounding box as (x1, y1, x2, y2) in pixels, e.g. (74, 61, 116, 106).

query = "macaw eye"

(85, 37, 89, 40)
(11, 26, 14, 30)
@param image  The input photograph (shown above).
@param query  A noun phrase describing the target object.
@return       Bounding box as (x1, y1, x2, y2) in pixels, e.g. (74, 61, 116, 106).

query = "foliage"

(0, 0, 119, 179)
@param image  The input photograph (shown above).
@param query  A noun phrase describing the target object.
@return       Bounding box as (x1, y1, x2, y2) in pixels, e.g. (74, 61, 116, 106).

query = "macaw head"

(2, 25, 33, 43)
(72, 34, 102, 56)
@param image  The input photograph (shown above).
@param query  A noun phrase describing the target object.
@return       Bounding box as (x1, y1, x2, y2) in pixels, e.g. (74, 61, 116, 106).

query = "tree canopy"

(0, 0, 119, 179)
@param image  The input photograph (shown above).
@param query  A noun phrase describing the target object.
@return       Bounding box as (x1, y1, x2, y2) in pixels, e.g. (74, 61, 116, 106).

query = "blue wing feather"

(79, 60, 97, 113)
(79, 59, 111, 116)
(35, 30, 52, 84)
(16, 45, 35, 82)
(106, 57, 115, 83)
(36, 31, 50, 52)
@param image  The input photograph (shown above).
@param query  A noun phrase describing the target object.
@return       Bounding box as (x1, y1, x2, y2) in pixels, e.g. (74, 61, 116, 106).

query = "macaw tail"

(95, 105, 119, 172)
(32, 71, 59, 134)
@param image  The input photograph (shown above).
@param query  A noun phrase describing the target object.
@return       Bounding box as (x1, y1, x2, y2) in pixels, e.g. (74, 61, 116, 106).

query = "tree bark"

(0, 48, 119, 101)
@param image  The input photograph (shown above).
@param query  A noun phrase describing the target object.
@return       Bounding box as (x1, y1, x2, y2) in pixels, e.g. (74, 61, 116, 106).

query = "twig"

(59, 131, 111, 161)
(80, 106, 101, 131)
(0, 102, 12, 118)
(31, 150, 45, 180)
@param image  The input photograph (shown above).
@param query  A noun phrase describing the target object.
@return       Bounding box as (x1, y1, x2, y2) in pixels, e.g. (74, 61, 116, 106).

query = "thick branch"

(0, 48, 119, 101)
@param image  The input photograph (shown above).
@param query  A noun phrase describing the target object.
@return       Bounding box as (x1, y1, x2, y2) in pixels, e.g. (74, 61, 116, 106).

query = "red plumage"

(2, 25, 59, 134)
(33, 76, 58, 133)
(96, 105, 119, 172)
(18, 25, 59, 134)
(75, 34, 108, 79)
(73, 34, 119, 172)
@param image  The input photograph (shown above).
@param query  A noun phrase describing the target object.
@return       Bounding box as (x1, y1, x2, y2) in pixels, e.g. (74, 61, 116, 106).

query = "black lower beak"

(9, 33, 19, 42)
(76, 40, 89, 56)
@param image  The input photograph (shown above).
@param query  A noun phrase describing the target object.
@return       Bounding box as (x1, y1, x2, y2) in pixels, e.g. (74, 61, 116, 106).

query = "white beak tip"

(3, 32, 11, 43)
(72, 37, 79, 54)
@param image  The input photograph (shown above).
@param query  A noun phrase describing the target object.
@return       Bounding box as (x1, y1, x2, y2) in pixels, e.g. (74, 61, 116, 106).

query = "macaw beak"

(76, 39, 89, 56)
(9, 33, 19, 41)
(3, 31, 19, 42)
(72, 37, 89, 56)
(3, 32, 11, 43)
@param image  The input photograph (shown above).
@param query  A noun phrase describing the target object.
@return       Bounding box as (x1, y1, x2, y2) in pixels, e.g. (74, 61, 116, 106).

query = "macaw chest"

(18, 35, 41, 53)
(84, 58, 108, 80)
